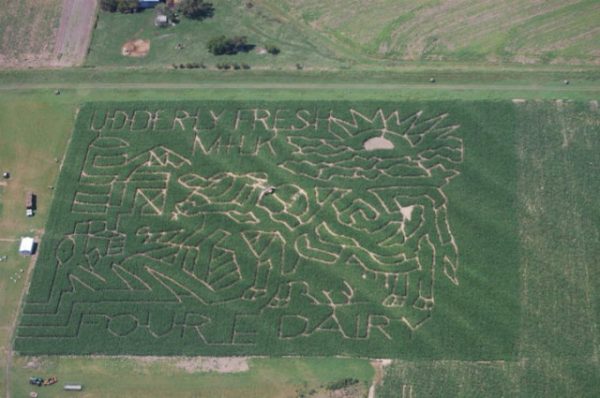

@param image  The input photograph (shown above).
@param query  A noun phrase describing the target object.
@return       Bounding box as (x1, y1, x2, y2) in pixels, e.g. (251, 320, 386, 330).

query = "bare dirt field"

(0, 0, 97, 68)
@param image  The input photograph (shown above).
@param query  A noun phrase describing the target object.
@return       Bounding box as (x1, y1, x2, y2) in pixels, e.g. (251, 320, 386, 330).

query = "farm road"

(52, 0, 98, 66)
(1, 82, 599, 92)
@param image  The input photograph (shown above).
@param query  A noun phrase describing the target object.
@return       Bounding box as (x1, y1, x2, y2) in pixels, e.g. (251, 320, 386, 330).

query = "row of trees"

(101, 0, 214, 20)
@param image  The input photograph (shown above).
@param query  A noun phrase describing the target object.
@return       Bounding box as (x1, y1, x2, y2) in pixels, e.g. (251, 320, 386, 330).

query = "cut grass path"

(1, 82, 600, 92)
(0, 67, 598, 101)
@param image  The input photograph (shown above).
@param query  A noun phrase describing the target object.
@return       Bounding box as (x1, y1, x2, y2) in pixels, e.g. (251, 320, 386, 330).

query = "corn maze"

(16, 102, 521, 357)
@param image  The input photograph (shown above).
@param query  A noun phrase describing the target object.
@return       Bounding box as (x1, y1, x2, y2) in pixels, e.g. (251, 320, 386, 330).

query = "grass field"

(0, 0, 63, 68)
(86, 1, 342, 69)
(0, 71, 598, 396)
(267, 0, 600, 65)
(84, 0, 600, 69)
(9, 356, 373, 398)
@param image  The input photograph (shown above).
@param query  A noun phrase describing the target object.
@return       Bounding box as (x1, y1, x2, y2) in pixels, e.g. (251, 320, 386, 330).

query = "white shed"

(155, 14, 168, 27)
(19, 237, 35, 255)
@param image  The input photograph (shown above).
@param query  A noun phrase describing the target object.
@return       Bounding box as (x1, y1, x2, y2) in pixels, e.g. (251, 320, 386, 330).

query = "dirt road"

(52, 0, 98, 66)
(0, 82, 599, 92)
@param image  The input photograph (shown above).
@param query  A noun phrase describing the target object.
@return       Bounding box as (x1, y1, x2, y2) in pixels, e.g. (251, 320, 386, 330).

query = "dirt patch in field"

(364, 136, 394, 151)
(175, 357, 249, 373)
(23, 357, 42, 369)
(122, 40, 151, 57)
(128, 356, 249, 373)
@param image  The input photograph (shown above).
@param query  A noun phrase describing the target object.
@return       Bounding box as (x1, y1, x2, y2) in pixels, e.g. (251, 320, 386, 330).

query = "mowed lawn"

(86, 1, 342, 69)
(0, 94, 75, 397)
(10, 356, 373, 398)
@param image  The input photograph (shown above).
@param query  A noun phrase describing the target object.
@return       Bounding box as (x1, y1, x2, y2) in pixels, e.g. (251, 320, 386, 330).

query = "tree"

(117, 0, 139, 13)
(100, 0, 118, 12)
(265, 44, 281, 55)
(177, 0, 215, 20)
(207, 36, 253, 55)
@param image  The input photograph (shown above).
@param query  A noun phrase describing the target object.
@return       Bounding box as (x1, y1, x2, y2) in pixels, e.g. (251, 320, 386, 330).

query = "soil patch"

(364, 136, 394, 151)
(175, 357, 249, 373)
(23, 357, 42, 369)
(122, 40, 151, 57)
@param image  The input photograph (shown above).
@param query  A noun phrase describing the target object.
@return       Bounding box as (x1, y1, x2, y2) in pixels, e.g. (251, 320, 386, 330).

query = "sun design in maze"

(18, 105, 464, 354)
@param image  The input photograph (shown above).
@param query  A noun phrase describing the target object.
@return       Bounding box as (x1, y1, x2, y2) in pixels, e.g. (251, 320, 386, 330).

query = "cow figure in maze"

(276, 109, 464, 330)
(170, 109, 464, 333)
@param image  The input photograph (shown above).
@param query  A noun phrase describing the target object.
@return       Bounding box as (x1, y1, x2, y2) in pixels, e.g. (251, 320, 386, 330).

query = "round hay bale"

(54, 89, 61, 95)
(430, 77, 436, 83)
(2, 172, 9, 179)
(563, 79, 570, 85)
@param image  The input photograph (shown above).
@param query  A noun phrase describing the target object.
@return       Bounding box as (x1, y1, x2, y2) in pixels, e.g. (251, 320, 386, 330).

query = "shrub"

(265, 44, 281, 55)
(116, 0, 139, 13)
(100, 0, 118, 12)
(207, 36, 254, 55)
(326, 378, 360, 391)
(177, 0, 215, 20)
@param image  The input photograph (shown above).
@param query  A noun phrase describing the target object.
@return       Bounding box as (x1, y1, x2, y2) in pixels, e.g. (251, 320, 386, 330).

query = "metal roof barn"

(19, 237, 34, 255)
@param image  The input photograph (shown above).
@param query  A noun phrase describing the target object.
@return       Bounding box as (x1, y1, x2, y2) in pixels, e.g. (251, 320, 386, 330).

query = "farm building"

(139, 0, 162, 8)
(155, 14, 169, 27)
(19, 237, 35, 255)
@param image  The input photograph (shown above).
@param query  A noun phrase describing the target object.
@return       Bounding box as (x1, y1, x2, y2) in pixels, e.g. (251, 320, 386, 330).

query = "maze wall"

(16, 102, 521, 357)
